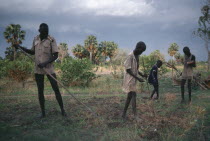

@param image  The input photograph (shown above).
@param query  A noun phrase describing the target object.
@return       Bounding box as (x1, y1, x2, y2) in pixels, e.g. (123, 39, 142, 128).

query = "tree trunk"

(208, 51, 210, 71)
(109, 57, 112, 63)
(205, 40, 210, 71)
(171, 56, 174, 79)
(172, 68, 174, 79)
(13, 47, 16, 61)
(90, 51, 92, 63)
(22, 80, 25, 88)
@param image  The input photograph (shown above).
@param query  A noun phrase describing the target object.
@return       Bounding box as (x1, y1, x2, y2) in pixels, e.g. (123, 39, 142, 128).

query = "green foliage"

(168, 43, 179, 57)
(3, 24, 26, 61)
(58, 43, 69, 63)
(140, 50, 168, 76)
(98, 41, 118, 61)
(196, 5, 210, 39)
(194, 3, 210, 70)
(3, 24, 25, 44)
(6, 55, 33, 87)
(0, 59, 9, 79)
(84, 35, 98, 62)
(72, 36, 118, 65)
(61, 58, 96, 86)
(72, 44, 89, 59)
(84, 35, 98, 51)
(174, 52, 183, 61)
(5, 46, 22, 61)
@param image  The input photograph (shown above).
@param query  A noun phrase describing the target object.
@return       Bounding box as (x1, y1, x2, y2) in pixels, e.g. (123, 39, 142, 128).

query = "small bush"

(6, 56, 33, 88)
(61, 58, 96, 86)
(0, 59, 9, 79)
(140, 50, 169, 76)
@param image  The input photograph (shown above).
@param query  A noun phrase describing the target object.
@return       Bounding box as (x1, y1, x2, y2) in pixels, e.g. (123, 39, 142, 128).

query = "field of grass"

(0, 72, 210, 141)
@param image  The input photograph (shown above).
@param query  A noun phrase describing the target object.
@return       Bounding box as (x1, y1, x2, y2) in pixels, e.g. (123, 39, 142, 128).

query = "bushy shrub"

(0, 59, 9, 79)
(6, 55, 33, 87)
(61, 58, 96, 86)
(140, 50, 168, 76)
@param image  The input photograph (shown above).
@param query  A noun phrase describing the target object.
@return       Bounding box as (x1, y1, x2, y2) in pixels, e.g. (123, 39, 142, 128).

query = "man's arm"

(38, 52, 58, 68)
(177, 58, 184, 65)
(127, 69, 144, 82)
(152, 70, 157, 83)
(14, 44, 35, 55)
(187, 61, 194, 65)
(187, 55, 195, 65)
(138, 71, 147, 78)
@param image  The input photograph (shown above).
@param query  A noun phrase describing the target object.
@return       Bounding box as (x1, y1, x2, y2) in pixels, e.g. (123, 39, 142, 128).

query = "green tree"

(61, 58, 96, 86)
(140, 50, 167, 76)
(5, 46, 14, 61)
(93, 47, 103, 64)
(0, 59, 9, 79)
(174, 52, 184, 63)
(84, 35, 98, 62)
(168, 43, 179, 58)
(3, 24, 25, 61)
(99, 41, 118, 62)
(72, 44, 89, 59)
(6, 55, 33, 88)
(194, 2, 210, 70)
(168, 43, 179, 77)
(58, 43, 69, 63)
(5, 46, 22, 61)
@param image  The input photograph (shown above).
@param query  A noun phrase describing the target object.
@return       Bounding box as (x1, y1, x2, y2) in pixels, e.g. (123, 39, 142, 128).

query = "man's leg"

(35, 74, 45, 117)
(150, 85, 156, 99)
(131, 92, 137, 116)
(181, 79, 186, 103)
(47, 73, 66, 116)
(188, 79, 192, 103)
(122, 92, 133, 118)
(154, 84, 159, 99)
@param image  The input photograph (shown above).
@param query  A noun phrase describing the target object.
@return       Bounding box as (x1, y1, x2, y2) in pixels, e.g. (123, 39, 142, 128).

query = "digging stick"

(141, 57, 150, 91)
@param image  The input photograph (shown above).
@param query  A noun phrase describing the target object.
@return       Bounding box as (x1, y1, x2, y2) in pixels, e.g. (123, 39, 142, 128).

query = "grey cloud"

(0, 0, 206, 61)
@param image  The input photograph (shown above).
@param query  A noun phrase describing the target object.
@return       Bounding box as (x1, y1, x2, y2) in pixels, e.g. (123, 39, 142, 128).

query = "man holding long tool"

(180, 46, 196, 104)
(122, 41, 147, 120)
(14, 23, 66, 118)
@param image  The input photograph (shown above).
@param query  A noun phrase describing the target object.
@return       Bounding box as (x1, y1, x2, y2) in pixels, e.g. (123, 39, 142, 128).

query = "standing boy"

(181, 47, 196, 103)
(122, 41, 147, 119)
(148, 60, 163, 100)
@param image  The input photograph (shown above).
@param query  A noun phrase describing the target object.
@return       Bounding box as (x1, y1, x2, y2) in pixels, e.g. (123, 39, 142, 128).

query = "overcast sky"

(0, 0, 207, 61)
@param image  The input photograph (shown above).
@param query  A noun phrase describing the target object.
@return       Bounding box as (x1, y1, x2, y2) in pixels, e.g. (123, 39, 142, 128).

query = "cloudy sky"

(0, 0, 207, 61)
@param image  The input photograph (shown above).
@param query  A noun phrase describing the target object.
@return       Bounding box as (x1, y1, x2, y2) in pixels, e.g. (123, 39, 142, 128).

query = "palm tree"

(3, 24, 25, 60)
(84, 35, 98, 62)
(106, 41, 118, 62)
(72, 44, 89, 59)
(168, 43, 179, 78)
(99, 41, 108, 62)
(58, 43, 69, 63)
(99, 41, 118, 62)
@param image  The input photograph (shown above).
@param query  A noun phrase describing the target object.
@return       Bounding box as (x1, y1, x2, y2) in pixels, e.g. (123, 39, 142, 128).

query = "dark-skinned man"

(180, 46, 196, 104)
(148, 60, 163, 100)
(122, 41, 147, 120)
(14, 23, 66, 118)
